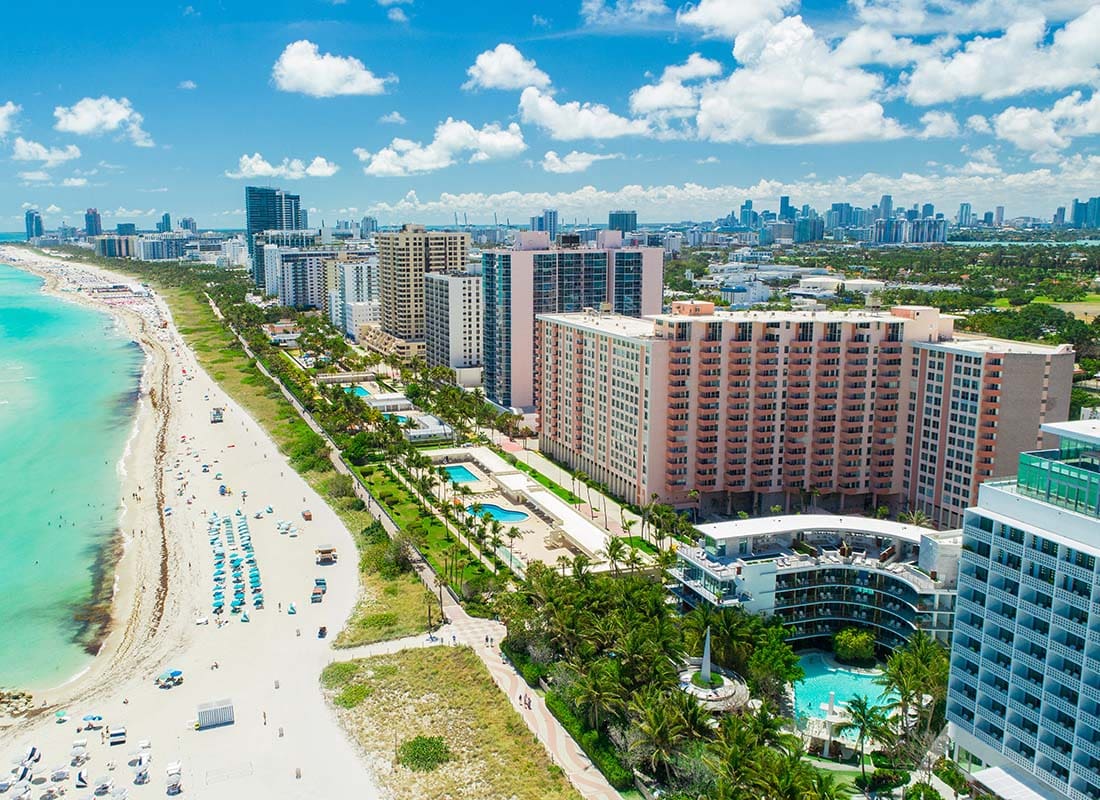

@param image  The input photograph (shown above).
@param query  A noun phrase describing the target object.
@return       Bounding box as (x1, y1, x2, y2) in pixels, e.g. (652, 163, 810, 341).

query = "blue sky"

(2, 0, 1099, 229)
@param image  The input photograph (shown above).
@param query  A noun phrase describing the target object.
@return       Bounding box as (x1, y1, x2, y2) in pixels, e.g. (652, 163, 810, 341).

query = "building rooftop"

(919, 336, 1073, 355)
(537, 311, 658, 338)
(696, 514, 938, 546)
(1041, 419, 1100, 447)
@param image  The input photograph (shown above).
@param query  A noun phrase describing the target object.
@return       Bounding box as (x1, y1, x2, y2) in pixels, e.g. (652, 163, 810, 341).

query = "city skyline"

(2, 0, 1100, 228)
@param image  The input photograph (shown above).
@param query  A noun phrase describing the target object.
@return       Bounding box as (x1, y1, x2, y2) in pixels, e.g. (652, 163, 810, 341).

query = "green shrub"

(834, 627, 876, 666)
(501, 638, 549, 688)
(321, 661, 359, 689)
(933, 758, 969, 793)
(334, 683, 371, 708)
(856, 768, 909, 792)
(872, 750, 916, 770)
(544, 691, 633, 789)
(397, 735, 452, 772)
(906, 783, 944, 800)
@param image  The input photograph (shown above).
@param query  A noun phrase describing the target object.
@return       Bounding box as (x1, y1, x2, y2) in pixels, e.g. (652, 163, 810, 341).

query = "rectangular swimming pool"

(344, 386, 370, 397)
(444, 464, 478, 483)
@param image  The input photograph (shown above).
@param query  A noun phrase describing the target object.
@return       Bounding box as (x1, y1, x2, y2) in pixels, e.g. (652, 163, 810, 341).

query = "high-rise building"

(482, 230, 662, 412)
(995, 206, 1005, 227)
(156, 212, 172, 233)
(529, 209, 560, 241)
(1088, 197, 1100, 229)
(608, 210, 638, 233)
(360, 216, 379, 235)
(1054, 207, 1067, 226)
(948, 420, 1100, 800)
(794, 217, 825, 243)
(779, 195, 794, 221)
(372, 224, 470, 358)
(922, 203, 935, 219)
(739, 199, 754, 227)
(84, 208, 102, 237)
(425, 269, 483, 379)
(331, 254, 381, 338)
(245, 186, 304, 286)
(116, 223, 137, 236)
(264, 246, 340, 309)
(904, 338, 1074, 528)
(958, 202, 973, 227)
(180, 217, 198, 234)
(1071, 199, 1089, 227)
(24, 209, 43, 240)
(879, 194, 893, 221)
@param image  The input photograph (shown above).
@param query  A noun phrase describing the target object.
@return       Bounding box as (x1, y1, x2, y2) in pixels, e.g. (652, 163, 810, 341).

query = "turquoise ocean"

(0, 255, 144, 690)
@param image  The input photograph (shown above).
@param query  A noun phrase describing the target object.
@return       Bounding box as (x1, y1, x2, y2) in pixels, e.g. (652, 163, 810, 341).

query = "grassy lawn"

(155, 286, 428, 646)
(620, 536, 658, 555)
(322, 647, 581, 800)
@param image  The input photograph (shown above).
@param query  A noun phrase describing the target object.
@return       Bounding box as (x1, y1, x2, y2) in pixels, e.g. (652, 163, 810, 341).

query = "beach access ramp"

(195, 699, 234, 730)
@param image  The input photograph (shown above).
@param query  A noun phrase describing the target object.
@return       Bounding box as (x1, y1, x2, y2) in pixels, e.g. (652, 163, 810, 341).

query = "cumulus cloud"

(387, 8, 408, 22)
(54, 96, 153, 147)
(541, 150, 622, 173)
(917, 111, 961, 138)
(61, 177, 88, 187)
(0, 101, 20, 138)
(993, 91, 1100, 162)
(354, 118, 526, 176)
(463, 44, 551, 91)
(582, 0, 670, 26)
(178, 80, 198, 90)
(520, 87, 649, 140)
(695, 16, 906, 144)
(677, 0, 798, 38)
(849, 0, 1097, 35)
(18, 171, 51, 182)
(379, 111, 406, 124)
(12, 137, 82, 168)
(272, 40, 394, 97)
(905, 8, 1100, 105)
(966, 114, 992, 134)
(629, 53, 722, 122)
(225, 153, 341, 179)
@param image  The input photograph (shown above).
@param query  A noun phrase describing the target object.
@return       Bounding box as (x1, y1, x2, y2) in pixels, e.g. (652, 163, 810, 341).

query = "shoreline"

(0, 245, 173, 704)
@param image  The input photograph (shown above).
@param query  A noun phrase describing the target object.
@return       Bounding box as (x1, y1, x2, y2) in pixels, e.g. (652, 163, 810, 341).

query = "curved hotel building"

(668, 515, 960, 653)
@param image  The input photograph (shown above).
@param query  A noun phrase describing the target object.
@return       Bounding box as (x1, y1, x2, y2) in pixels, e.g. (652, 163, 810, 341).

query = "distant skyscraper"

(116, 223, 137, 236)
(298, 207, 308, 229)
(957, 202, 973, 227)
(24, 209, 43, 240)
(739, 199, 754, 227)
(878, 194, 893, 221)
(156, 212, 172, 233)
(1071, 198, 1088, 227)
(360, 216, 379, 235)
(245, 186, 304, 286)
(779, 195, 793, 221)
(84, 208, 102, 236)
(921, 203, 935, 219)
(180, 217, 198, 234)
(1054, 206, 1066, 226)
(995, 206, 1004, 226)
(608, 210, 638, 233)
(982, 211, 994, 225)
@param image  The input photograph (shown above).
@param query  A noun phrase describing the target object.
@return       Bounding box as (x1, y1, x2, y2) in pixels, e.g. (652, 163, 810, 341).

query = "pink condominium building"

(537, 301, 1072, 520)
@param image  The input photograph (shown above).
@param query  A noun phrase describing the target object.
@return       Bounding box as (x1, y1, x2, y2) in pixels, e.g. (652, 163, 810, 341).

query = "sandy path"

(0, 248, 381, 799)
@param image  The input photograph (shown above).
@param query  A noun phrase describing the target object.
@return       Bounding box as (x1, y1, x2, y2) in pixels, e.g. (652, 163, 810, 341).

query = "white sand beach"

(0, 246, 380, 799)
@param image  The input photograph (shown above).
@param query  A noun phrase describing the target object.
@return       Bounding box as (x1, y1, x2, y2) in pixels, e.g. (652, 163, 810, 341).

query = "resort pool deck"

(443, 464, 479, 483)
(794, 652, 888, 720)
(383, 413, 409, 423)
(344, 386, 370, 397)
(468, 503, 530, 523)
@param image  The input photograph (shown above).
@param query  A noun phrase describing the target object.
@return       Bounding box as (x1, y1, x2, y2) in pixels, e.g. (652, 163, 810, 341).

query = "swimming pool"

(443, 464, 479, 483)
(468, 503, 529, 522)
(384, 413, 409, 424)
(344, 386, 370, 397)
(794, 652, 889, 720)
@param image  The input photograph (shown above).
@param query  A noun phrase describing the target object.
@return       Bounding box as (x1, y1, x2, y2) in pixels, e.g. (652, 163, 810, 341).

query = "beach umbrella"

(169, 669, 183, 678)
(157, 671, 172, 683)
(54, 710, 67, 719)
(212, 601, 224, 609)
(81, 714, 101, 722)
(16, 766, 30, 782)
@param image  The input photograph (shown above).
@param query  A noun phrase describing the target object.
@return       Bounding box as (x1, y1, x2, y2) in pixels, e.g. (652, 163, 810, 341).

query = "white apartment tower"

(425, 269, 483, 383)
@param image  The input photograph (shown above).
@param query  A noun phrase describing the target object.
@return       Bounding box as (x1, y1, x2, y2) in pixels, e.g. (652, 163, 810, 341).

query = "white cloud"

(272, 40, 394, 97)
(18, 171, 51, 182)
(849, 0, 1096, 35)
(354, 117, 526, 176)
(541, 150, 622, 173)
(832, 26, 959, 67)
(225, 153, 341, 179)
(696, 155, 720, 164)
(45, 204, 62, 213)
(463, 44, 551, 91)
(532, 14, 551, 27)
(0, 101, 20, 138)
(61, 177, 88, 187)
(629, 53, 722, 122)
(12, 137, 82, 168)
(54, 96, 153, 147)
(21, 202, 35, 209)
(677, 0, 798, 38)
(966, 114, 992, 134)
(388, 8, 408, 22)
(178, 80, 198, 90)
(376, 0, 412, 4)
(695, 16, 906, 144)
(520, 87, 649, 140)
(993, 91, 1100, 162)
(582, 0, 670, 26)
(917, 111, 960, 138)
(102, 207, 158, 218)
(379, 111, 406, 124)
(905, 8, 1100, 105)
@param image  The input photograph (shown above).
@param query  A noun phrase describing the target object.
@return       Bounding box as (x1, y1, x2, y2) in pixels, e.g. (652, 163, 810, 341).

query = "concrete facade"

(425, 269, 483, 371)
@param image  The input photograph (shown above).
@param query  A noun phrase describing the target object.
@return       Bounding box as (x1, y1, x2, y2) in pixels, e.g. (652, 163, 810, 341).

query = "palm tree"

(836, 694, 890, 781)
(556, 554, 571, 577)
(899, 508, 933, 528)
(809, 769, 850, 800)
(630, 690, 689, 783)
(625, 546, 643, 574)
(570, 659, 625, 730)
(603, 536, 626, 576)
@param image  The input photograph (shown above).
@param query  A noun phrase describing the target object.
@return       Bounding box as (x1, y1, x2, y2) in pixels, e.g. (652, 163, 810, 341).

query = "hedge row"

(501, 638, 550, 688)
(543, 691, 633, 790)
